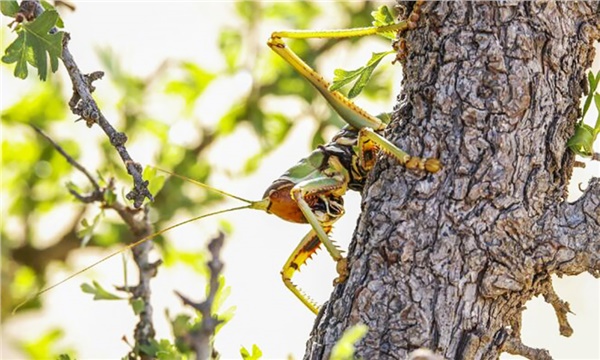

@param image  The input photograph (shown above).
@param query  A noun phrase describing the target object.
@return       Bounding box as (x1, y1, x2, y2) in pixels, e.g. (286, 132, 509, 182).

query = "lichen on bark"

(305, 2, 600, 360)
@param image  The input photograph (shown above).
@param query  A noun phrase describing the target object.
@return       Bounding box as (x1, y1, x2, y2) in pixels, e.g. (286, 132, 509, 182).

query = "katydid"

(20, 0, 441, 314)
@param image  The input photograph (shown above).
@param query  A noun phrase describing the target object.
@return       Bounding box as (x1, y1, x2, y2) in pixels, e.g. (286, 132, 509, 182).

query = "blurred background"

(1, 2, 598, 359)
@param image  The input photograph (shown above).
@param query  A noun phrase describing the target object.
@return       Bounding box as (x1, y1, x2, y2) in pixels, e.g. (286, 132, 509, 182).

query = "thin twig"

(175, 232, 225, 360)
(31, 124, 100, 191)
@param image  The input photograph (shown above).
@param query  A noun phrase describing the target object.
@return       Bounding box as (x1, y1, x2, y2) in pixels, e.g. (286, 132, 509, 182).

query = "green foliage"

(80, 280, 124, 300)
(330, 324, 369, 360)
(2, 9, 64, 80)
(165, 61, 217, 113)
(329, 5, 398, 98)
(568, 70, 600, 157)
(1, 0, 19, 17)
(371, 5, 397, 40)
(330, 51, 395, 99)
(138, 338, 183, 360)
(240, 344, 263, 360)
(17, 328, 75, 360)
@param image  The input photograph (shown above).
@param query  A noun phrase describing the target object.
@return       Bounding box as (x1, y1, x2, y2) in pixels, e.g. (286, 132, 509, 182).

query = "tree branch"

(32, 125, 158, 356)
(16, 0, 153, 208)
(175, 232, 225, 360)
(538, 177, 600, 278)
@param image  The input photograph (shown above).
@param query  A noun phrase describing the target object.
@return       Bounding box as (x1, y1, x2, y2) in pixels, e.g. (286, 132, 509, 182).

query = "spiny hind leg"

(281, 228, 346, 314)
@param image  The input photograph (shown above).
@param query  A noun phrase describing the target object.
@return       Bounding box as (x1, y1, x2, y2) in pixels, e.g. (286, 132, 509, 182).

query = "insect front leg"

(358, 128, 442, 173)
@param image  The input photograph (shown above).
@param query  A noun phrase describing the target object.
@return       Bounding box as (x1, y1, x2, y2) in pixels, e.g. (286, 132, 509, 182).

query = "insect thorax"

(325, 125, 371, 192)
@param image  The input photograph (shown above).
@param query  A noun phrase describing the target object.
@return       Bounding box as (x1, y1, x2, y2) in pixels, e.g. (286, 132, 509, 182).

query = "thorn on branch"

(175, 232, 226, 360)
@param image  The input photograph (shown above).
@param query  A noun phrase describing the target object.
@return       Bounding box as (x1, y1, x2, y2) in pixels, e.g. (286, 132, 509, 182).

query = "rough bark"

(305, 2, 600, 360)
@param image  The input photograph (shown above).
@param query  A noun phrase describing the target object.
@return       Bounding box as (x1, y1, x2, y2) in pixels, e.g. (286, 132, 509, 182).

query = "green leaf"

(1, 0, 19, 17)
(130, 298, 145, 315)
(165, 62, 216, 112)
(77, 212, 103, 248)
(330, 68, 364, 92)
(330, 324, 369, 360)
(594, 92, 600, 136)
(582, 71, 600, 118)
(40, 1, 64, 28)
(567, 123, 594, 157)
(2, 10, 64, 80)
(330, 51, 394, 99)
(240, 344, 263, 360)
(143, 165, 166, 200)
(2, 32, 30, 79)
(17, 328, 73, 360)
(372, 5, 395, 27)
(371, 5, 397, 40)
(80, 280, 124, 300)
(139, 339, 183, 360)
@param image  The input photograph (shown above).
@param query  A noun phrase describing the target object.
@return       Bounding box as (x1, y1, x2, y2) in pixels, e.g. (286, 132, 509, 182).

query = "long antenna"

(150, 165, 255, 204)
(13, 205, 251, 314)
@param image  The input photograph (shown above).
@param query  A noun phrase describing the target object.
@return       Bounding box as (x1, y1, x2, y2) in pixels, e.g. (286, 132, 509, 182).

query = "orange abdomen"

(265, 183, 308, 224)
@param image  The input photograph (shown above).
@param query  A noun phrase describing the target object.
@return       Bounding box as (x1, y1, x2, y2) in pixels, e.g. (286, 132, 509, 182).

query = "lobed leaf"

(371, 5, 397, 40)
(2, 10, 64, 80)
(330, 51, 394, 99)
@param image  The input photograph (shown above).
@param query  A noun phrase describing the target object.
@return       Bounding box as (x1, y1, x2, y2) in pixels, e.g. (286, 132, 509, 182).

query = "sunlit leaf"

(240, 344, 263, 360)
(330, 51, 394, 99)
(130, 298, 145, 315)
(139, 339, 183, 360)
(80, 280, 124, 300)
(371, 5, 397, 40)
(165, 62, 216, 112)
(143, 165, 166, 200)
(2, 10, 64, 80)
(18, 328, 74, 359)
(330, 324, 369, 360)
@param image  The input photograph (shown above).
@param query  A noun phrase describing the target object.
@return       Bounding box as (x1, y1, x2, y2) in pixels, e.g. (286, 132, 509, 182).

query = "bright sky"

(2, 2, 599, 360)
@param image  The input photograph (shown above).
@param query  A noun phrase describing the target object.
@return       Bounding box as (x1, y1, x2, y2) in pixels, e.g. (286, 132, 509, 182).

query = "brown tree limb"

(537, 178, 600, 279)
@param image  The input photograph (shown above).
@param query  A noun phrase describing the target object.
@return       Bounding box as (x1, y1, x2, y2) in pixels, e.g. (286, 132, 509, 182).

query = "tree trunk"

(305, 2, 600, 359)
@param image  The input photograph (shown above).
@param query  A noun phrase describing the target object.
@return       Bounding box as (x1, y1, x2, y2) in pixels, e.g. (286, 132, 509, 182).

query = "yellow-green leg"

(358, 128, 442, 173)
(281, 229, 327, 314)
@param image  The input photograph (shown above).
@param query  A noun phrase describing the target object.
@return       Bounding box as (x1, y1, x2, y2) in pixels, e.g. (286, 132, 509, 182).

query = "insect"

(21, 1, 440, 314)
